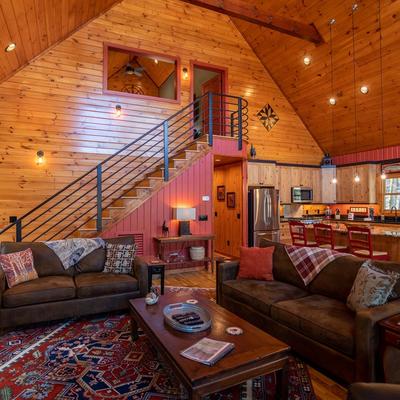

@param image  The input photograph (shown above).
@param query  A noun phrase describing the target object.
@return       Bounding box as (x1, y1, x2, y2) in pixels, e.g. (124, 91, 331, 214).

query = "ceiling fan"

(125, 63, 144, 77)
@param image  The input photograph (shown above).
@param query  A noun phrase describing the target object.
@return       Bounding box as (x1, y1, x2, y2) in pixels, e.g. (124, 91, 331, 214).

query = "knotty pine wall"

(0, 0, 323, 228)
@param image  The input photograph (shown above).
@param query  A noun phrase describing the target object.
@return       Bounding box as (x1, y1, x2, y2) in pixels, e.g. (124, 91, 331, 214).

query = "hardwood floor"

(161, 268, 348, 400)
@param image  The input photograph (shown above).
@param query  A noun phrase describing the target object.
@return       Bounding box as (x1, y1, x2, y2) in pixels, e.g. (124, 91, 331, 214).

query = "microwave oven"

(291, 187, 313, 203)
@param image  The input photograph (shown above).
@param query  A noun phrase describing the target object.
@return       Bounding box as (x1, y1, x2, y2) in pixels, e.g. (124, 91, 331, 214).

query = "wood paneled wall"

(0, 0, 322, 228)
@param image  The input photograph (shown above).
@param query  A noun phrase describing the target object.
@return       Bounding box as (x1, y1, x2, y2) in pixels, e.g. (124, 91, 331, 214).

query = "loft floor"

(158, 269, 348, 400)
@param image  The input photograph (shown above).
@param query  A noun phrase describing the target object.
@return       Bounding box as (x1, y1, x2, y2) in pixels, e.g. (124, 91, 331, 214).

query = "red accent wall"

(333, 145, 400, 165)
(102, 153, 213, 255)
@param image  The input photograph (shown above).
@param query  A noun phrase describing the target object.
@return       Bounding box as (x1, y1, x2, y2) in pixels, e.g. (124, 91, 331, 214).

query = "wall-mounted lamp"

(250, 144, 257, 159)
(303, 56, 311, 66)
(5, 42, 16, 52)
(360, 85, 369, 94)
(182, 67, 189, 80)
(36, 150, 45, 165)
(115, 104, 122, 117)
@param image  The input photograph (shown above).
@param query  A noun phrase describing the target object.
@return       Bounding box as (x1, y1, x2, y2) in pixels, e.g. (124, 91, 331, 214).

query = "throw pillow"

(347, 260, 400, 312)
(0, 248, 38, 288)
(238, 246, 275, 281)
(103, 243, 137, 274)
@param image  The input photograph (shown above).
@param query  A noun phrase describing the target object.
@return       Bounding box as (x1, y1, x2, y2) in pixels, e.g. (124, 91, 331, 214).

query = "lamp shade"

(173, 207, 196, 221)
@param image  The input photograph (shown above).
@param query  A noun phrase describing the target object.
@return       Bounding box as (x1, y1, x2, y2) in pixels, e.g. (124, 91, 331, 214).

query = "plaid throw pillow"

(0, 248, 38, 288)
(103, 243, 137, 274)
(347, 260, 400, 312)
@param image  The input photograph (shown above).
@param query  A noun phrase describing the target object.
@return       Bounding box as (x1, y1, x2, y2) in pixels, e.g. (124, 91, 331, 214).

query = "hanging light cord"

(378, 0, 385, 154)
(351, 4, 358, 167)
(329, 20, 335, 153)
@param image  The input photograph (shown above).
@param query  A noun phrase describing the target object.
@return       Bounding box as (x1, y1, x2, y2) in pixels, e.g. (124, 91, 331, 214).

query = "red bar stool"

(314, 223, 348, 252)
(289, 220, 317, 247)
(347, 225, 390, 260)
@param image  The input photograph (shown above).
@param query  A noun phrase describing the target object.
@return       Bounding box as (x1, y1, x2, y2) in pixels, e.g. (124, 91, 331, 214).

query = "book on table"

(180, 337, 235, 366)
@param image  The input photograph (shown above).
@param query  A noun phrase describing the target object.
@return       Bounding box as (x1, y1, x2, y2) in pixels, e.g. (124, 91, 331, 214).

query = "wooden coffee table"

(129, 292, 290, 399)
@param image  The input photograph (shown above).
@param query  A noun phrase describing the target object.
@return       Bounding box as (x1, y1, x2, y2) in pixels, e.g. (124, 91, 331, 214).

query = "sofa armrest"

(0, 268, 5, 307)
(132, 256, 149, 297)
(348, 383, 400, 400)
(355, 299, 400, 382)
(216, 261, 239, 305)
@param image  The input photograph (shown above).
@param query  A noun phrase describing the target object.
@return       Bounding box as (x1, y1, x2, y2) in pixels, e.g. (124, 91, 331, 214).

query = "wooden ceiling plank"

(180, 0, 324, 44)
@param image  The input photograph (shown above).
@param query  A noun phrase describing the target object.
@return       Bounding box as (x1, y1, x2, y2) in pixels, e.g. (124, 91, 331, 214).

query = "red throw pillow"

(238, 246, 275, 281)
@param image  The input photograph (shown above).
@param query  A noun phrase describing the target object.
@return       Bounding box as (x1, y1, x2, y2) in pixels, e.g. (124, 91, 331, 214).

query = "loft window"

(383, 175, 400, 210)
(104, 44, 179, 102)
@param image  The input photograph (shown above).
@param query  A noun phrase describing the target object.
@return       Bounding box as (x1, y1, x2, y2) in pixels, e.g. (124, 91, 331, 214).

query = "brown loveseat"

(217, 240, 400, 383)
(0, 237, 148, 330)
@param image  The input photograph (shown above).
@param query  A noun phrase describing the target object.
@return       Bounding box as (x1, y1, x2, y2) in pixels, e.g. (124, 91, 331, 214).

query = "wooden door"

(202, 75, 223, 136)
(214, 162, 243, 257)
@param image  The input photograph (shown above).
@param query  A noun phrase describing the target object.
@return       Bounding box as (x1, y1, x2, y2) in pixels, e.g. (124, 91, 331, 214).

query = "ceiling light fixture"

(182, 67, 189, 80)
(329, 97, 336, 105)
(332, 177, 338, 184)
(5, 42, 16, 52)
(154, 58, 159, 64)
(351, 4, 361, 183)
(303, 56, 311, 65)
(360, 85, 369, 94)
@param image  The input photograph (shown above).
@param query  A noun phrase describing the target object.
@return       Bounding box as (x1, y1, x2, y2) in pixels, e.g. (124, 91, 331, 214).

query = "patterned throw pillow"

(347, 260, 400, 312)
(0, 248, 38, 288)
(103, 243, 137, 274)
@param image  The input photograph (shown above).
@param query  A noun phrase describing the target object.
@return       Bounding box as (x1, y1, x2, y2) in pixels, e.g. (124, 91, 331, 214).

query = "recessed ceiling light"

(360, 85, 369, 94)
(329, 97, 336, 105)
(5, 42, 16, 52)
(303, 56, 311, 65)
(354, 174, 360, 183)
(215, 159, 221, 162)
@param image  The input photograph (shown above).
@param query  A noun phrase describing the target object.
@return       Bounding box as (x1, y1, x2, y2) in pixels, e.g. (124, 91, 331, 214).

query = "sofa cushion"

(76, 236, 134, 274)
(0, 242, 74, 277)
(222, 279, 308, 316)
(3, 276, 75, 308)
(75, 272, 138, 298)
(260, 240, 306, 290)
(271, 295, 355, 357)
(238, 246, 274, 281)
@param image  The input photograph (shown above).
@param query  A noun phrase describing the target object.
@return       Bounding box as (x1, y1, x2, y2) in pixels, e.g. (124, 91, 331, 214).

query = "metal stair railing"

(0, 93, 248, 242)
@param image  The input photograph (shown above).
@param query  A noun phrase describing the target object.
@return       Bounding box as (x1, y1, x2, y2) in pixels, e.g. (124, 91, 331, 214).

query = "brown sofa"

(217, 240, 400, 383)
(0, 237, 148, 330)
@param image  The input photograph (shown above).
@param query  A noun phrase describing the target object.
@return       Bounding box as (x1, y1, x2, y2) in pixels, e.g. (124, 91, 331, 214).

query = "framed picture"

(217, 185, 225, 201)
(227, 192, 236, 208)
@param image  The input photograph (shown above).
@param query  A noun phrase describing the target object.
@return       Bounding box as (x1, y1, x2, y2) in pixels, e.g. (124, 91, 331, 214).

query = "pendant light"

(377, 0, 387, 180)
(328, 18, 337, 184)
(351, 4, 360, 183)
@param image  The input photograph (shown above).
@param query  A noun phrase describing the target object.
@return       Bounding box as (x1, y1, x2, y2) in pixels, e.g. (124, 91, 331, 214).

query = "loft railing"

(0, 93, 248, 242)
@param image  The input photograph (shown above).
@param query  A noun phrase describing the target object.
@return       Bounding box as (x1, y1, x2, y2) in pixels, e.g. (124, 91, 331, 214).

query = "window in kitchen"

(384, 176, 400, 210)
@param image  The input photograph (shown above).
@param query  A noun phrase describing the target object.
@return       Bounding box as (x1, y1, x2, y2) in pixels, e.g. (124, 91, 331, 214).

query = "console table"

(153, 234, 214, 272)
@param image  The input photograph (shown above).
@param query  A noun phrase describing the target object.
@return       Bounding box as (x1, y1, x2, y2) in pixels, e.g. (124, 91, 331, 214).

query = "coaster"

(226, 326, 243, 335)
(186, 299, 198, 304)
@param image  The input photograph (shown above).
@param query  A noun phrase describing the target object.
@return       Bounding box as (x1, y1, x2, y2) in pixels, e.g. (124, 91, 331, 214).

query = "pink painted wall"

(213, 136, 247, 158)
(333, 145, 400, 165)
(102, 153, 214, 256)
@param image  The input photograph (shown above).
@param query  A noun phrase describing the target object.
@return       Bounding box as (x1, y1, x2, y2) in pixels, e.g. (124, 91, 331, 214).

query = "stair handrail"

(0, 92, 248, 241)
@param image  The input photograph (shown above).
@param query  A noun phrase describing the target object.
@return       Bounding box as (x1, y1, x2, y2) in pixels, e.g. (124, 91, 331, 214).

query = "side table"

(379, 314, 400, 383)
(141, 256, 166, 295)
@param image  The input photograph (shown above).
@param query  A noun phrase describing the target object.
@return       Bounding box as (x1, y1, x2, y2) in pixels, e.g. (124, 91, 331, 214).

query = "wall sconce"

(250, 144, 257, 159)
(115, 104, 122, 117)
(36, 150, 45, 165)
(182, 67, 189, 80)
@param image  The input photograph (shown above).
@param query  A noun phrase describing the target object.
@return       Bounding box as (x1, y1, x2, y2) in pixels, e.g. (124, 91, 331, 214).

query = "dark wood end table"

(140, 256, 166, 295)
(379, 314, 400, 383)
(129, 293, 290, 399)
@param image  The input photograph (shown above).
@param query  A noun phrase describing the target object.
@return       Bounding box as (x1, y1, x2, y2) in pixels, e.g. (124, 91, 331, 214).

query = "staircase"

(0, 93, 248, 242)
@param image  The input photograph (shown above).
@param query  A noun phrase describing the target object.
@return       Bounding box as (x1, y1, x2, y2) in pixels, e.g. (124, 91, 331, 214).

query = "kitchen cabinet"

(247, 162, 278, 187)
(321, 167, 336, 203)
(336, 164, 377, 203)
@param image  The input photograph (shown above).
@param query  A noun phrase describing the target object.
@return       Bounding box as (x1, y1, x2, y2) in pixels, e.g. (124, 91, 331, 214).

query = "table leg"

(130, 314, 139, 341)
(275, 368, 288, 400)
(160, 267, 165, 295)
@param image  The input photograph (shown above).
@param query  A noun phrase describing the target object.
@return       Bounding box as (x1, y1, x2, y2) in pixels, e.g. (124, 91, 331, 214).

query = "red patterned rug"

(0, 291, 316, 399)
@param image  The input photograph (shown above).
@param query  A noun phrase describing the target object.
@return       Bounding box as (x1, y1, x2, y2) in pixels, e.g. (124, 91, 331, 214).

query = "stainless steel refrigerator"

(248, 187, 280, 246)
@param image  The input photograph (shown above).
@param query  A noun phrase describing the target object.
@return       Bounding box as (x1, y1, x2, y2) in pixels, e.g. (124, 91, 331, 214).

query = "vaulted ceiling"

(232, 0, 400, 156)
(0, 0, 120, 83)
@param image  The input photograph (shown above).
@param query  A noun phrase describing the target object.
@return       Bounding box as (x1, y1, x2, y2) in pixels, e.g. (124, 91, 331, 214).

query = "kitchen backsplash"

(280, 204, 382, 217)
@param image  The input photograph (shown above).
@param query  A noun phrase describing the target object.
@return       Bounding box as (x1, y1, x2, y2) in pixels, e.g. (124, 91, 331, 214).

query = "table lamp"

(173, 207, 196, 236)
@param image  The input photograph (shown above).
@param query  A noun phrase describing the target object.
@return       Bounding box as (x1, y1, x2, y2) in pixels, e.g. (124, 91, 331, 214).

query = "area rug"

(0, 289, 316, 400)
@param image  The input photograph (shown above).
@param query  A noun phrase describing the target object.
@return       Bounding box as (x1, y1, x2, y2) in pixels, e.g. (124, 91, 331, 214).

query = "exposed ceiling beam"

(181, 0, 324, 45)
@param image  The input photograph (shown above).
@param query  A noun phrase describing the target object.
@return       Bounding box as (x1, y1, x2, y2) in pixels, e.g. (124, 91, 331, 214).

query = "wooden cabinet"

(321, 167, 336, 203)
(247, 162, 278, 187)
(278, 166, 292, 203)
(336, 164, 377, 203)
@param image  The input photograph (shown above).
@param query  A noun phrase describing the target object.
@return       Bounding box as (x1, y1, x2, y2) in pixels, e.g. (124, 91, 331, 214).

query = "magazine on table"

(180, 337, 234, 366)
